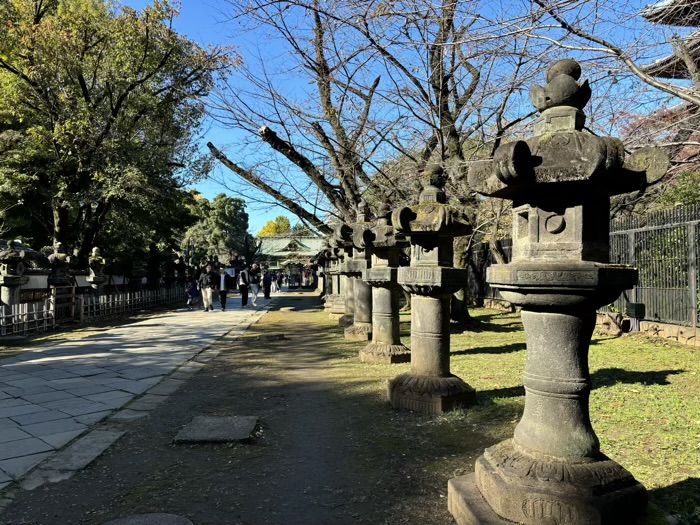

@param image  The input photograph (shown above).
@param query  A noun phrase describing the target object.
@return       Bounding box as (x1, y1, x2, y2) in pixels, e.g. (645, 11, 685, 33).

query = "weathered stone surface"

(387, 168, 474, 414)
(449, 58, 663, 525)
(388, 373, 474, 415)
(472, 440, 647, 525)
(42, 430, 126, 472)
(103, 514, 193, 525)
(173, 416, 258, 443)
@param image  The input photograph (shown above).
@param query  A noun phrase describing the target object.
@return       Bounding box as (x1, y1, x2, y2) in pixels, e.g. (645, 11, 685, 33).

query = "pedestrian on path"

(218, 267, 233, 311)
(238, 263, 250, 307)
(185, 274, 199, 310)
(249, 263, 261, 306)
(263, 270, 272, 299)
(198, 263, 217, 312)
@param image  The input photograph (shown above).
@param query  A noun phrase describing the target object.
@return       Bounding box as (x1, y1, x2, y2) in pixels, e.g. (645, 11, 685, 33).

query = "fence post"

(628, 232, 637, 305)
(688, 224, 697, 329)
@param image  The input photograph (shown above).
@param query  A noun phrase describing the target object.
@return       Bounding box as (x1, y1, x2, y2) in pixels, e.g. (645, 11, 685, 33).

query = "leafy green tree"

(657, 172, 700, 208)
(183, 193, 255, 261)
(0, 0, 231, 259)
(257, 216, 292, 237)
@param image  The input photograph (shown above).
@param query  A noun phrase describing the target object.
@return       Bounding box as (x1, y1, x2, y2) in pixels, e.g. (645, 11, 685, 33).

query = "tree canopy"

(257, 216, 292, 237)
(0, 0, 232, 259)
(183, 193, 257, 262)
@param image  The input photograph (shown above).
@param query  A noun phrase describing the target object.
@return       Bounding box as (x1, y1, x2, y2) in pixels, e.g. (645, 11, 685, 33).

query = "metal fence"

(608, 204, 700, 327)
(467, 203, 700, 327)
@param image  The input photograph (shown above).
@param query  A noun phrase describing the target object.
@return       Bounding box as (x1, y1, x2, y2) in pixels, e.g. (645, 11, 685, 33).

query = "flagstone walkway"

(0, 297, 274, 490)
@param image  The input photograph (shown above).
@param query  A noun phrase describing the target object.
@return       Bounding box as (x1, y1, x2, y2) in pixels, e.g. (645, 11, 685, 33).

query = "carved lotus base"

(328, 313, 343, 320)
(338, 314, 354, 328)
(344, 322, 372, 341)
(359, 342, 410, 364)
(387, 373, 475, 415)
(449, 439, 647, 525)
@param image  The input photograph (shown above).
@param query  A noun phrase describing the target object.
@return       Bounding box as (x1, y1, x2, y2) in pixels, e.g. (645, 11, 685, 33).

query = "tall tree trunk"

(52, 201, 70, 247)
(451, 235, 472, 325)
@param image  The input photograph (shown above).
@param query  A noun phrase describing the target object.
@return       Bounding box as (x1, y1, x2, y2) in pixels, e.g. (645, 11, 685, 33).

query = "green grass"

(318, 307, 700, 525)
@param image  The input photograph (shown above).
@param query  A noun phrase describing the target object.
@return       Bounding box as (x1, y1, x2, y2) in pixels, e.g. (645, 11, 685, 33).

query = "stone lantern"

(333, 223, 355, 327)
(0, 241, 30, 315)
(323, 245, 336, 313)
(87, 247, 108, 293)
(47, 242, 71, 287)
(448, 59, 669, 525)
(327, 244, 346, 319)
(388, 164, 476, 414)
(360, 202, 410, 364)
(345, 201, 374, 341)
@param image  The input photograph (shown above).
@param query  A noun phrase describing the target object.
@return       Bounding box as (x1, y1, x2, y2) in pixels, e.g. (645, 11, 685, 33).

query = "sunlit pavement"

(0, 296, 275, 490)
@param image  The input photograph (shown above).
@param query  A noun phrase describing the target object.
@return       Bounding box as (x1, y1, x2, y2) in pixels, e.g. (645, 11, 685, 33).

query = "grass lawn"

(319, 307, 700, 525)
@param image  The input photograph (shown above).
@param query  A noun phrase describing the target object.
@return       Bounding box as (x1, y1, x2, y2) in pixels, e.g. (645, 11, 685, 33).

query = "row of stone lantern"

(0, 241, 206, 316)
(321, 163, 477, 415)
(319, 58, 668, 525)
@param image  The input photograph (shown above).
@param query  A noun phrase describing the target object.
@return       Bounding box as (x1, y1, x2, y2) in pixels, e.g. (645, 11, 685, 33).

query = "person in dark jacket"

(238, 263, 250, 307)
(262, 270, 272, 299)
(217, 267, 233, 311)
(197, 263, 217, 312)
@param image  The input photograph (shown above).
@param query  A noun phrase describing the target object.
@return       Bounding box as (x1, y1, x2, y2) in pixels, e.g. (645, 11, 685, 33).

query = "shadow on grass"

(452, 343, 526, 356)
(451, 320, 522, 334)
(649, 477, 700, 525)
(592, 368, 684, 389)
(475, 368, 684, 402)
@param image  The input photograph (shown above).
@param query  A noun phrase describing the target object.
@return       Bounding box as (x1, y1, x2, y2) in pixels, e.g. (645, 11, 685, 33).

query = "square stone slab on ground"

(173, 416, 258, 444)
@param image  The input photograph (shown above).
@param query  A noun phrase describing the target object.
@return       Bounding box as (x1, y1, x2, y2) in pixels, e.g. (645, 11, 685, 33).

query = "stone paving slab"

(0, 296, 273, 487)
(173, 415, 259, 444)
(0, 452, 53, 478)
(41, 430, 126, 472)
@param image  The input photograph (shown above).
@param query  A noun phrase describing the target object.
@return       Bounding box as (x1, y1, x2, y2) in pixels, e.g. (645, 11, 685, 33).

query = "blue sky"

(123, 0, 292, 234)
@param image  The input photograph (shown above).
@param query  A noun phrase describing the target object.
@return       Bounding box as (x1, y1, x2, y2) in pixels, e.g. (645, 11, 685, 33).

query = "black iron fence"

(467, 203, 700, 327)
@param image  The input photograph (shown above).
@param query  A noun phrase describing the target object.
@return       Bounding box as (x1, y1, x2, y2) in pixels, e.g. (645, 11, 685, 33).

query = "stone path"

(0, 296, 274, 491)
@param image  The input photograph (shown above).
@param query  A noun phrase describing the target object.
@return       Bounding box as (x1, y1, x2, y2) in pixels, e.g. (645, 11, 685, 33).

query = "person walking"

(185, 274, 199, 311)
(262, 270, 272, 299)
(249, 263, 261, 306)
(218, 267, 232, 311)
(198, 263, 217, 312)
(238, 263, 250, 308)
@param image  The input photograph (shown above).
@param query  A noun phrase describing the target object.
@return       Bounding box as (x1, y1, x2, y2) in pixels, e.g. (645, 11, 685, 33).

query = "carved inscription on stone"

(516, 270, 596, 285)
(522, 498, 578, 524)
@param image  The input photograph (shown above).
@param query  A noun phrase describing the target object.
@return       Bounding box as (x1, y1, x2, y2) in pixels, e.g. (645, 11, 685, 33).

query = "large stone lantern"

(87, 247, 108, 292)
(345, 201, 373, 341)
(388, 164, 476, 414)
(333, 223, 355, 327)
(327, 244, 346, 320)
(448, 59, 669, 525)
(47, 242, 71, 287)
(360, 202, 410, 364)
(0, 241, 30, 315)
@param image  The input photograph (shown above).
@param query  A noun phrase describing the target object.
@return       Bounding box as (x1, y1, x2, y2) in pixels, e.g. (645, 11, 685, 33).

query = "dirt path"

(3, 295, 461, 525)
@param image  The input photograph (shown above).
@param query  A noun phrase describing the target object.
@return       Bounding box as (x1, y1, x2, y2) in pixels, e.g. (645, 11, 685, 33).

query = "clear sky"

(122, 0, 292, 234)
